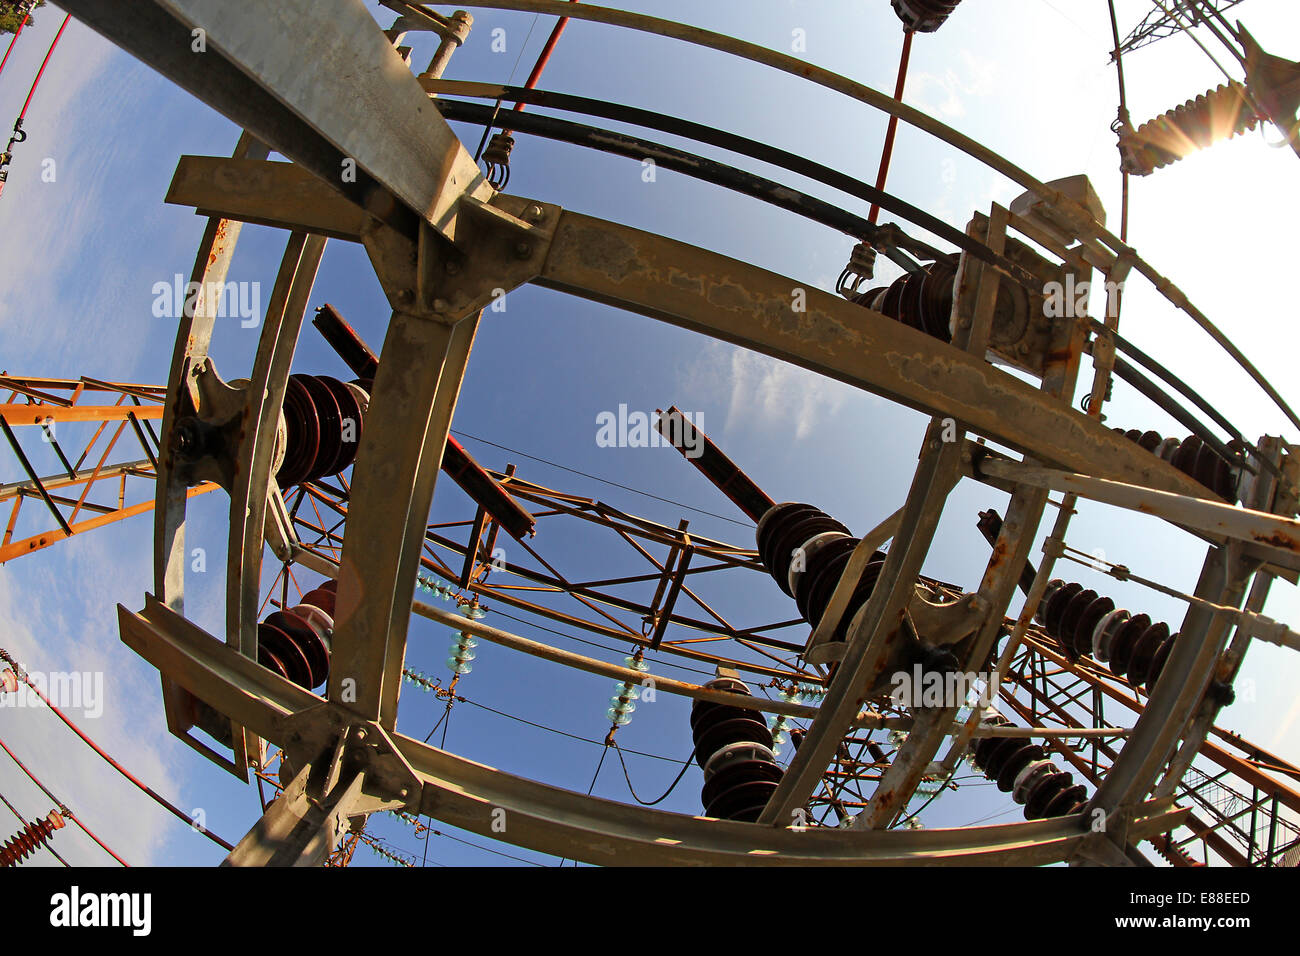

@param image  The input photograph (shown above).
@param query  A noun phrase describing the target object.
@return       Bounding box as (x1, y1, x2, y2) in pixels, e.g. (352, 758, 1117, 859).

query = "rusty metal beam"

(535, 211, 1212, 499)
(975, 457, 1300, 572)
(654, 406, 776, 523)
(649, 542, 693, 650)
(119, 595, 1185, 865)
(0, 404, 162, 425)
(0, 483, 219, 565)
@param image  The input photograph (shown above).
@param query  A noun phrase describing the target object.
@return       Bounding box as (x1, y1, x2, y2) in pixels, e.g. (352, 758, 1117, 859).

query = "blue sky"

(0, 0, 1298, 866)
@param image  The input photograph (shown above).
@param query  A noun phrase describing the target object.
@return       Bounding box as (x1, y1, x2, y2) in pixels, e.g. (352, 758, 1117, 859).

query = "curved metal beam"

(450, 1, 1300, 432)
(118, 596, 1185, 865)
(535, 210, 1214, 500)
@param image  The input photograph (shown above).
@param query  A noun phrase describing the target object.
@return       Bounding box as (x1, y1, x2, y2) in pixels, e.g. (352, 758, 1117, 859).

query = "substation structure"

(30, 0, 1300, 865)
(0, 376, 209, 565)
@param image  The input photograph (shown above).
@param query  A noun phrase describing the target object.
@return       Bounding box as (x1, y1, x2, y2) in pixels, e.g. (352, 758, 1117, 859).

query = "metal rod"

(0, 414, 70, 536)
(653, 406, 774, 523)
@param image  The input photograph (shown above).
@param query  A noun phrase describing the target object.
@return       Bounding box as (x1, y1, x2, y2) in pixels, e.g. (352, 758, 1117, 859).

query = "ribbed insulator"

(1037, 579, 1177, 692)
(0, 811, 64, 867)
(277, 374, 368, 488)
(891, 0, 963, 33)
(1150, 832, 1204, 867)
(971, 716, 1088, 820)
(853, 259, 958, 343)
(1112, 427, 1240, 502)
(756, 502, 849, 594)
(690, 677, 782, 822)
(1120, 82, 1259, 176)
(755, 502, 888, 644)
(257, 580, 336, 690)
(853, 256, 1026, 349)
(447, 630, 478, 676)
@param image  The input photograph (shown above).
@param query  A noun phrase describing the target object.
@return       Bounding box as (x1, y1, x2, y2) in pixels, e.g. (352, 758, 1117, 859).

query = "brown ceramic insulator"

(890, 0, 963, 33)
(0, 811, 64, 868)
(970, 716, 1088, 820)
(690, 677, 781, 822)
(1113, 427, 1239, 502)
(256, 581, 336, 690)
(1036, 580, 1180, 692)
(755, 503, 849, 596)
(277, 374, 368, 488)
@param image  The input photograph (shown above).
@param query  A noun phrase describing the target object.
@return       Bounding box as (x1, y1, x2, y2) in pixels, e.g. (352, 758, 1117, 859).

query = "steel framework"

(1113, 1, 1246, 60)
(0, 375, 218, 564)
(25, 0, 1297, 866)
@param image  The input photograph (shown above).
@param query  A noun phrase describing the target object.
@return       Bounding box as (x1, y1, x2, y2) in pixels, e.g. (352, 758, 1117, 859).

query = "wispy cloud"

(0, 18, 199, 385)
(906, 50, 998, 120)
(0, 534, 180, 866)
(684, 339, 851, 441)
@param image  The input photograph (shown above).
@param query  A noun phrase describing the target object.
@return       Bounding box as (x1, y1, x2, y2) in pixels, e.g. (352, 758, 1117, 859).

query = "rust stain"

(1253, 529, 1299, 551)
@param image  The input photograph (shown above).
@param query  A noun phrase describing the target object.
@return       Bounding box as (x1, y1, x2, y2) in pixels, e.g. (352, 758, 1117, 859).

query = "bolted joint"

(172, 415, 222, 463)
(1204, 680, 1236, 709)
(914, 641, 960, 676)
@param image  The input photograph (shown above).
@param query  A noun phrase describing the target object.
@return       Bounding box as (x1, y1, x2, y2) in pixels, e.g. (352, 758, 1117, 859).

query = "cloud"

(0, 18, 196, 386)
(0, 533, 182, 866)
(684, 339, 850, 441)
(0, 21, 116, 327)
(906, 51, 999, 119)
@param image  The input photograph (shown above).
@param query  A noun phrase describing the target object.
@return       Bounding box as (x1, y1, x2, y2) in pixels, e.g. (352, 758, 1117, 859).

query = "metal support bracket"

(223, 762, 361, 867)
(169, 361, 253, 492)
(362, 194, 559, 321)
(277, 704, 422, 817)
(907, 590, 989, 646)
(222, 710, 420, 869)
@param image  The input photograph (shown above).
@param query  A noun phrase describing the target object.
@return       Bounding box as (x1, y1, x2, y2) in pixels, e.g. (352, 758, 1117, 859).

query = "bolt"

(173, 419, 199, 457)
(514, 241, 532, 259)
(398, 788, 409, 799)
(354, 728, 367, 741)
(395, 289, 414, 305)
(525, 204, 544, 222)
(432, 298, 450, 312)
(444, 260, 460, 275)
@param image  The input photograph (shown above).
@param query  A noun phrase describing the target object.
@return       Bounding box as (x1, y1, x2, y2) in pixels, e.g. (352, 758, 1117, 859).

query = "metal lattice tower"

(0, 376, 219, 564)
(1114, 0, 1246, 60)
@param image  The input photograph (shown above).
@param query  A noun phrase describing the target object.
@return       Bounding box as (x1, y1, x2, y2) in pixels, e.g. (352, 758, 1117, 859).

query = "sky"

(0, 0, 1298, 867)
